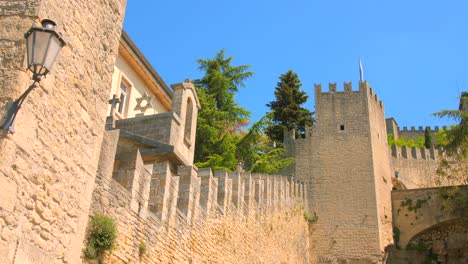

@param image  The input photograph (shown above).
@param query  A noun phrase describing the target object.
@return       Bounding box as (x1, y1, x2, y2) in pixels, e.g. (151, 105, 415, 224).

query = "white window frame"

(115, 74, 132, 119)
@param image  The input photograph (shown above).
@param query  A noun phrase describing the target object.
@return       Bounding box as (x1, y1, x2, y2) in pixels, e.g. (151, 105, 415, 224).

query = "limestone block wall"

(365, 82, 394, 253)
(390, 146, 441, 188)
(0, 1, 126, 263)
(88, 131, 308, 263)
(115, 112, 179, 145)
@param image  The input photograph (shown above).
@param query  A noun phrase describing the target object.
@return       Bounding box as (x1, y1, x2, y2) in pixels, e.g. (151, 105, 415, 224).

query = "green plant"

(139, 239, 147, 257)
(417, 136, 425, 148)
(424, 127, 433, 149)
(400, 197, 428, 213)
(393, 226, 400, 249)
(388, 133, 425, 148)
(303, 211, 318, 223)
(83, 214, 118, 263)
(406, 240, 430, 253)
(438, 186, 468, 214)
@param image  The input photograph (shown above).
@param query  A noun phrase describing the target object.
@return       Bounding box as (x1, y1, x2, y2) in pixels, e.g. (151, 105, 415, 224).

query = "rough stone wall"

(170, 82, 199, 164)
(390, 146, 441, 188)
(88, 130, 309, 263)
(113, 82, 199, 166)
(365, 83, 393, 253)
(0, 1, 126, 263)
(295, 82, 392, 262)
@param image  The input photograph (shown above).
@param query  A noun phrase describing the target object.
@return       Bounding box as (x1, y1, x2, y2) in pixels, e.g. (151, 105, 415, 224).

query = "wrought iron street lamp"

(1, 19, 66, 133)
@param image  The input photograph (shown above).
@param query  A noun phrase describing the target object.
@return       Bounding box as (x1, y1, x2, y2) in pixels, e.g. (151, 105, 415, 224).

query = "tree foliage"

(424, 127, 433, 149)
(433, 94, 468, 212)
(194, 50, 252, 169)
(236, 114, 294, 173)
(194, 51, 293, 173)
(266, 70, 314, 143)
(387, 133, 424, 148)
(432, 95, 468, 157)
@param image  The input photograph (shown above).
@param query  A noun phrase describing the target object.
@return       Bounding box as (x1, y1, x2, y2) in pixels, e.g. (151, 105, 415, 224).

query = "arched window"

(184, 98, 194, 144)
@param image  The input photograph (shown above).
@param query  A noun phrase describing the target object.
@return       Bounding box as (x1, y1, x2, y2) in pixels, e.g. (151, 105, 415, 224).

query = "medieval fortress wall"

(92, 130, 308, 263)
(390, 145, 441, 188)
(0, 0, 127, 263)
(386, 121, 442, 188)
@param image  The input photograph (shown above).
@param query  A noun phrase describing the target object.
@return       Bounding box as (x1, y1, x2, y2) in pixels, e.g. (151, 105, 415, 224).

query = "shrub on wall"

(303, 211, 318, 223)
(388, 133, 425, 148)
(84, 214, 118, 263)
(139, 239, 147, 257)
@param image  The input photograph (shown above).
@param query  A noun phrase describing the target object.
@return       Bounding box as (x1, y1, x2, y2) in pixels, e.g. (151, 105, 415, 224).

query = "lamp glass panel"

(26, 32, 34, 69)
(43, 36, 62, 70)
(32, 30, 51, 68)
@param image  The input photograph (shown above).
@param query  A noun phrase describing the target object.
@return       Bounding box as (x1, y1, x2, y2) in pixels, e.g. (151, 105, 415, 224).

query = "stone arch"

(406, 217, 468, 263)
(392, 187, 468, 249)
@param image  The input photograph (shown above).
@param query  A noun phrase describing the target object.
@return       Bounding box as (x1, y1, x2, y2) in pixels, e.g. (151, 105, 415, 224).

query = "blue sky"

(123, 1, 467, 128)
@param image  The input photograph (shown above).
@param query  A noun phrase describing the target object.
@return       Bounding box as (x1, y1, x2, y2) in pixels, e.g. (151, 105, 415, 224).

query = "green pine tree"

(193, 50, 253, 170)
(235, 115, 294, 173)
(424, 127, 433, 149)
(193, 51, 294, 173)
(266, 70, 314, 143)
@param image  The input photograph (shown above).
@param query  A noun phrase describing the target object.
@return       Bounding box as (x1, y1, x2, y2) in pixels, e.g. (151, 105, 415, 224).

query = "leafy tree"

(417, 136, 425, 148)
(435, 128, 449, 147)
(424, 127, 433, 149)
(195, 49, 252, 122)
(433, 94, 468, 212)
(433, 94, 468, 156)
(236, 115, 294, 173)
(266, 70, 314, 143)
(432, 94, 468, 186)
(193, 51, 294, 173)
(387, 133, 423, 148)
(194, 50, 252, 169)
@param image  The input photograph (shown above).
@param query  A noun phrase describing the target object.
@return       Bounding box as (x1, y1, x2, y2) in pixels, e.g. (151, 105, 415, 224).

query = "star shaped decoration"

(134, 93, 154, 113)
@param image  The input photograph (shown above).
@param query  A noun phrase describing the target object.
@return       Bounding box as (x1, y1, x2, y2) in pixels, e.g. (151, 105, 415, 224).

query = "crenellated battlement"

(314, 81, 384, 109)
(390, 145, 442, 161)
(399, 125, 448, 132)
(94, 131, 306, 223)
(90, 130, 308, 263)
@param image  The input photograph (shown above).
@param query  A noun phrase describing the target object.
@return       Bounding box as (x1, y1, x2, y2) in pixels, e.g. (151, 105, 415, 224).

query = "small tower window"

(340, 125, 345, 131)
(184, 98, 194, 144)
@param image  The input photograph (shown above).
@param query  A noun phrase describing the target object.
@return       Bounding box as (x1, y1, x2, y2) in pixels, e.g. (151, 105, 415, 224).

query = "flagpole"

(359, 59, 364, 82)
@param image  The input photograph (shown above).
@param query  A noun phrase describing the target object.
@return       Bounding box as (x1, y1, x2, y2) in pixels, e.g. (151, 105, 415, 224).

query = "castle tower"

(294, 82, 393, 262)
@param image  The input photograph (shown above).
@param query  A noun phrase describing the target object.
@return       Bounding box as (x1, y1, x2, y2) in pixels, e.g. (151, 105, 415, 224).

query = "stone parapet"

(89, 149, 307, 263)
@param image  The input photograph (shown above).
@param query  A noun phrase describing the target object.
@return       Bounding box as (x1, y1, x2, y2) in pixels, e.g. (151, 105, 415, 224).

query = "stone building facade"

(0, 1, 461, 264)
